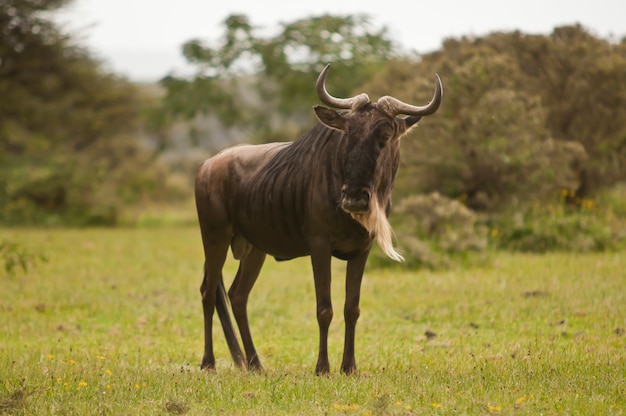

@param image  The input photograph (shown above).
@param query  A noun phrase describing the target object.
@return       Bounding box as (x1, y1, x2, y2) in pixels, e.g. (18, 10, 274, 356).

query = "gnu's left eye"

(377, 130, 392, 146)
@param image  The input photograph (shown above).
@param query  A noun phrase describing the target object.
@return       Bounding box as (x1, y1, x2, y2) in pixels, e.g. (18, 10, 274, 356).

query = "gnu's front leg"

(341, 249, 369, 374)
(310, 242, 333, 375)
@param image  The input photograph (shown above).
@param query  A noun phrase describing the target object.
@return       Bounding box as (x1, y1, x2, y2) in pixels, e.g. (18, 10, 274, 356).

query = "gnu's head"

(313, 63, 443, 215)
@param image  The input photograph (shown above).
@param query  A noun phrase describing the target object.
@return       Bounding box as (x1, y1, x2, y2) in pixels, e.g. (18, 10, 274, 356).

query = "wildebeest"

(195, 63, 442, 374)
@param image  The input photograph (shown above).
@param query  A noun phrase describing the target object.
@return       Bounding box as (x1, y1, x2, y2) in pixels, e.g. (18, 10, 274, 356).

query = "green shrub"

(370, 192, 489, 269)
(492, 189, 626, 252)
(0, 149, 182, 227)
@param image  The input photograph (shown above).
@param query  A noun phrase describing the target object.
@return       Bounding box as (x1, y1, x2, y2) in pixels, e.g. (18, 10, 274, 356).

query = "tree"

(363, 26, 624, 210)
(156, 14, 402, 146)
(0, 0, 166, 225)
(513, 26, 626, 194)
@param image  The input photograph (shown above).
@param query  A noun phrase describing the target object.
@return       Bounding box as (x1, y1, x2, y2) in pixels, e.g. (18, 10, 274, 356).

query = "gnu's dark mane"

(255, 122, 348, 193)
(241, 122, 347, 225)
(271, 122, 346, 172)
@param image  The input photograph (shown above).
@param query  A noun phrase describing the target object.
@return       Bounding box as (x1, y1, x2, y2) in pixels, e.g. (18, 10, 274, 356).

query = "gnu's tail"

(215, 277, 246, 369)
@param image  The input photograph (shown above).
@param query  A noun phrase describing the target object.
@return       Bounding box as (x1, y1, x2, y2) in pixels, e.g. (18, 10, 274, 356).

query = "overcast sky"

(53, 0, 626, 82)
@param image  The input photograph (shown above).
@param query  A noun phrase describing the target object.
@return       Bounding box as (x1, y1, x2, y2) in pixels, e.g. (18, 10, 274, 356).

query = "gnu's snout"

(341, 185, 371, 214)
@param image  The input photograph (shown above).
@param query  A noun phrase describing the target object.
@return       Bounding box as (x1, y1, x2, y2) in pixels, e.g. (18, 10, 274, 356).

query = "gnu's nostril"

(341, 185, 370, 208)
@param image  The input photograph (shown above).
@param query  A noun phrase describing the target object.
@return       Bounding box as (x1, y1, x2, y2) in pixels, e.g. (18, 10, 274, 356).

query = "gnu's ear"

(404, 115, 422, 129)
(314, 105, 346, 131)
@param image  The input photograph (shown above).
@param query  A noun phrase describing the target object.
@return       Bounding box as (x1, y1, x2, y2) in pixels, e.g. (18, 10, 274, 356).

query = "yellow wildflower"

(582, 199, 594, 210)
(331, 403, 359, 411)
(516, 394, 533, 404)
(431, 402, 442, 408)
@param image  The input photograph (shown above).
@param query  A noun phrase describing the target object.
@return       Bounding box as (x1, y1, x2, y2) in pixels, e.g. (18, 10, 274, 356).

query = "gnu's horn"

(377, 74, 443, 117)
(315, 63, 370, 110)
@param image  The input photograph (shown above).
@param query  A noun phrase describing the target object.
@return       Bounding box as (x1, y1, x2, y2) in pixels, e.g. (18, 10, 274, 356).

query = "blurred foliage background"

(2, 0, 625, 267)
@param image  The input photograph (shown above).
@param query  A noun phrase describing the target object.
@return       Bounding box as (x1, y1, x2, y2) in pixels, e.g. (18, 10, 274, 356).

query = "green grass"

(1, 227, 625, 415)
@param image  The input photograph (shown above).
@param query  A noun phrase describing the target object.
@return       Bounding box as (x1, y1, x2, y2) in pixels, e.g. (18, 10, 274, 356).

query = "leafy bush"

(492, 188, 626, 252)
(370, 192, 489, 269)
(0, 148, 176, 226)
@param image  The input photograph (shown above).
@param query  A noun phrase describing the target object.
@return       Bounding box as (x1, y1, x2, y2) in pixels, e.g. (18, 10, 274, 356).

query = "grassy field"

(1, 227, 625, 415)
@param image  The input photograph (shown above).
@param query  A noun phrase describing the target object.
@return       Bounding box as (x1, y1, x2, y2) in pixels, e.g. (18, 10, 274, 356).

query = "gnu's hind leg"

(199, 238, 230, 370)
(229, 247, 266, 371)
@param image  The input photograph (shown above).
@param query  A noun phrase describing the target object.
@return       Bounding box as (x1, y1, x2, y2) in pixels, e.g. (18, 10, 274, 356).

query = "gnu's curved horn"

(377, 74, 443, 117)
(316, 63, 370, 110)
